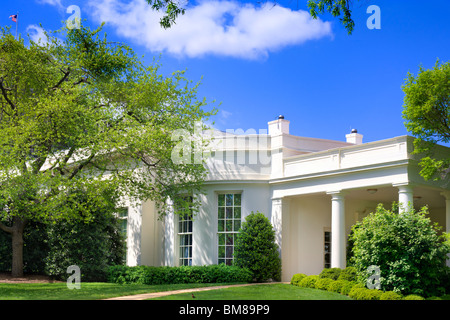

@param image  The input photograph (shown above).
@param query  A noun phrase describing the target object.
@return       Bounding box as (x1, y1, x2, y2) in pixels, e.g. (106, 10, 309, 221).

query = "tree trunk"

(11, 217, 27, 278)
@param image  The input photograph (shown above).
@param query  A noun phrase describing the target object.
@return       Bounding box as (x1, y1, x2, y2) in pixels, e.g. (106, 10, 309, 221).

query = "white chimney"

(346, 129, 363, 144)
(268, 115, 290, 135)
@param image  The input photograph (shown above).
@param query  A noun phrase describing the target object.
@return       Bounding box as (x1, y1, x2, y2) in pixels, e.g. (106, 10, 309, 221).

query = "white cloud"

(36, 0, 64, 9)
(26, 25, 49, 44)
(87, 0, 332, 59)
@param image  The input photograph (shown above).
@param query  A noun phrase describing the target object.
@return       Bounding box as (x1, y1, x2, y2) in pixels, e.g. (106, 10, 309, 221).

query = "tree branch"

(68, 152, 96, 179)
(0, 221, 13, 234)
(0, 77, 16, 111)
(51, 68, 70, 90)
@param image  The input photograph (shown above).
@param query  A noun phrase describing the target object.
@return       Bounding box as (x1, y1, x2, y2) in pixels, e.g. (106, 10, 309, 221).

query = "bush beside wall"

(289, 267, 439, 300)
(107, 264, 254, 285)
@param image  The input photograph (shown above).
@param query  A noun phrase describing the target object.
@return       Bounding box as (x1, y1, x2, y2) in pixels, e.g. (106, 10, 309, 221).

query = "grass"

(0, 282, 352, 300)
(149, 283, 352, 300)
(0, 282, 236, 300)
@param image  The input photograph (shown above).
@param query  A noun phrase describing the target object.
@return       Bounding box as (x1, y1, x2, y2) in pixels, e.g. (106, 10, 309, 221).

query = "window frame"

(175, 196, 194, 267)
(324, 228, 331, 269)
(216, 192, 242, 266)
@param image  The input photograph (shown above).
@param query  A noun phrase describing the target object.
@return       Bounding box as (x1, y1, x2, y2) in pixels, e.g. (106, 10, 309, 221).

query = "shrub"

(45, 208, 125, 282)
(350, 204, 450, 297)
(348, 283, 366, 299)
(328, 279, 351, 294)
(340, 281, 357, 296)
(1, 203, 125, 281)
(234, 212, 281, 282)
(380, 291, 403, 300)
(403, 294, 425, 300)
(319, 268, 341, 280)
(359, 289, 383, 300)
(315, 278, 334, 290)
(298, 275, 320, 288)
(107, 264, 253, 285)
(290, 273, 307, 286)
(338, 266, 358, 282)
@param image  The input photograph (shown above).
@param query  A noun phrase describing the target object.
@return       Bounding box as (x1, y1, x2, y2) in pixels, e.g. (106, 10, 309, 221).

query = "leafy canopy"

(402, 59, 450, 181)
(0, 23, 215, 226)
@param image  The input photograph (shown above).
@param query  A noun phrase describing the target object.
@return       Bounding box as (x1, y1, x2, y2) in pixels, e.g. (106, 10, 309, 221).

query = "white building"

(122, 116, 450, 282)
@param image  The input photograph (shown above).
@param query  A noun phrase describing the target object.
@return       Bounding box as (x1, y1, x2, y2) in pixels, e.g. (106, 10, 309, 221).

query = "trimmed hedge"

(298, 275, 320, 288)
(107, 264, 254, 285)
(315, 278, 334, 290)
(327, 279, 352, 294)
(290, 273, 307, 286)
(337, 266, 357, 282)
(319, 268, 341, 280)
(380, 291, 403, 300)
(404, 294, 425, 300)
(290, 268, 432, 300)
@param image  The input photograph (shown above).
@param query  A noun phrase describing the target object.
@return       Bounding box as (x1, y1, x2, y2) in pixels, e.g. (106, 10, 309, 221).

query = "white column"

(328, 191, 346, 269)
(442, 191, 450, 267)
(395, 184, 414, 213)
(164, 198, 175, 266)
(271, 198, 283, 255)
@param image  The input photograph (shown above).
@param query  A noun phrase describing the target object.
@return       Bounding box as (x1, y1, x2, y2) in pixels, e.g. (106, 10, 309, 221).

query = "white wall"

(192, 183, 270, 266)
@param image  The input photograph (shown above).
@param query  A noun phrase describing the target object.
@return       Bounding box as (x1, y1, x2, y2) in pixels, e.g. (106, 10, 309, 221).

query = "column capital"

(327, 190, 347, 199)
(441, 191, 450, 200)
(393, 183, 415, 192)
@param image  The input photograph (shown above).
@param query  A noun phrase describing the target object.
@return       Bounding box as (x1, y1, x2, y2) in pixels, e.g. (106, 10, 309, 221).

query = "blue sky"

(2, 0, 450, 144)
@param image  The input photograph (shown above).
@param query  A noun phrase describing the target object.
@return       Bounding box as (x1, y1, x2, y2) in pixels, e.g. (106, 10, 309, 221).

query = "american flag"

(9, 14, 17, 22)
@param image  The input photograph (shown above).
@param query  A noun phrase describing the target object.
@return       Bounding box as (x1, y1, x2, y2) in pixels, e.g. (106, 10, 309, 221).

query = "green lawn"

(150, 283, 352, 300)
(0, 282, 351, 300)
(0, 282, 234, 300)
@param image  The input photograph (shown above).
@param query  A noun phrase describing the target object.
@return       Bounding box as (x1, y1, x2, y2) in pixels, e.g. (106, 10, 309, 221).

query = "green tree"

(402, 59, 450, 181)
(145, 0, 358, 34)
(0, 25, 215, 277)
(350, 204, 450, 297)
(146, 0, 186, 29)
(234, 211, 281, 282)
(307, 0, 355, 34)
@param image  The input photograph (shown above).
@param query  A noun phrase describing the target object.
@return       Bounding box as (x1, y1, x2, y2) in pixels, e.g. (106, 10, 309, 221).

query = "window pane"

(234, 194, 241, 206)
(226, 234, 233, 246)
(226, 220, 233, 232)
(226, 207, 233, 219)
(218, 220, 224, 232)
(226, 194, 233, 206)
(218, 207, 225, 219)
(218, 246, 225, 258)
(226, 246, 233, 258)
(218, 233, 225, 245)
(218, 194, 225, 206)
(234, 220, 241, 231)
(234, 207, 241, 219)
(118, 208, 128, 218)
(219, 258, 225, 265)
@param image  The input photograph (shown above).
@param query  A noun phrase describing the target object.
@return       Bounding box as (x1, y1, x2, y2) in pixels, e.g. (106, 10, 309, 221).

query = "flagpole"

(15, 12, 18, 39)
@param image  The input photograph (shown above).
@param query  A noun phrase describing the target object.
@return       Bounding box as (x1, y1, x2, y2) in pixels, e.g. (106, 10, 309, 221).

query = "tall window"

(324, 231, 331, 269)
(177, 197, 193, 266)
(178, 213, 193, 266)
(218, 193, 241, 265)
(117, 208, 128, 264)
